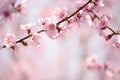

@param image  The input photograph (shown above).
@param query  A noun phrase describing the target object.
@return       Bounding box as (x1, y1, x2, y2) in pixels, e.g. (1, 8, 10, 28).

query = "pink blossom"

(68, 10, 84, 27)
(113, 35, 120, 48)
(39, 17, 59, 39)
(31, 32, 41, 47)
(54, 7, 68, 20)
(86, 56, 103, 71)
(78, 10, 90, 23)
(20, 22, 35, 31)
(104, 34, 113, 41)
(4, 33, 16, 48)
(68, 10, 83, 27)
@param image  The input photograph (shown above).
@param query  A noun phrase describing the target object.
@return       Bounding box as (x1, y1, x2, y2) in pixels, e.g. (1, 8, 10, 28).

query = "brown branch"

(2, 0, 92, 49)
(56, 0, 92, 26)
(2, 30, 45, 48)
(2, 0, 118, 49)
(90, 10, 116, 34)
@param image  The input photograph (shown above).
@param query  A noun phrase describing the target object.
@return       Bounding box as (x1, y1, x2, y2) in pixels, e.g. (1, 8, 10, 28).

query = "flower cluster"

(0, 0, 120, 50)
(85, 56, 120, 79)
(39, 7, 68, 39)
(0, 0, 26, 21)
(85, 56, 105, 71)
(20, 22, 42, 47)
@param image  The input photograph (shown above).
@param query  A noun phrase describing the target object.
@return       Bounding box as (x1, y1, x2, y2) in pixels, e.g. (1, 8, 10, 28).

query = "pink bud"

(101, 15, 109, 25)
(104, 34, 113, 41)
(113, 35, 120, 48)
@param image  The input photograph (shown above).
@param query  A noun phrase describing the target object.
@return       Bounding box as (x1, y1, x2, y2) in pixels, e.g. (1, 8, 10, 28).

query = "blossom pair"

(4, 32, 41, 49)
(39, 7, 68, 39)
(4, 22, 41, 49)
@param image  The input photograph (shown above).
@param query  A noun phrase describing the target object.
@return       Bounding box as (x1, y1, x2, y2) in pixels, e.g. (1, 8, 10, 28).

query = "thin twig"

(90, 10, 116, 34)
(2, 30, 45, 48)
(0, 0, 95, 49)
(56, 0, 92, 26)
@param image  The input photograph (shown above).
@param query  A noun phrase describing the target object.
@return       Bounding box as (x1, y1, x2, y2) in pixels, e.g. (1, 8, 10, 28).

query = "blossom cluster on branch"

(85, 55, 120, 79)
(0, 0, 120, 51)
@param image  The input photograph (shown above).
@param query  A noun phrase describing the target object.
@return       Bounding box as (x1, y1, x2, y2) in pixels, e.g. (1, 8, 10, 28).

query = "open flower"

(4, 33, 16, 48)
(54, 7, 68, 20)
(31, 32, 41, 47)
(39, 17, 59, 39)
